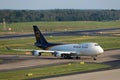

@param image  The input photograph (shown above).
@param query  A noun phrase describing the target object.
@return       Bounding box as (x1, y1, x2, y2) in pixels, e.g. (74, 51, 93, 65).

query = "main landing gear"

(93, 57, 97, 60)
(92, 56, 97, 60)
(75, 56, 80, 59)
(62, 54, 72, 59)
(61, 54, 81, 59)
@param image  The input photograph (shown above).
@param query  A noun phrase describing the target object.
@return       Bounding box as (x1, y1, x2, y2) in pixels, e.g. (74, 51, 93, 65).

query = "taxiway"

(0, 49, 120, 72)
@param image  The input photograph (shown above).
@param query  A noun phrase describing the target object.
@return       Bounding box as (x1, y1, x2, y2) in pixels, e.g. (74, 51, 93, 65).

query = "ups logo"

(35, 31, 40, 40)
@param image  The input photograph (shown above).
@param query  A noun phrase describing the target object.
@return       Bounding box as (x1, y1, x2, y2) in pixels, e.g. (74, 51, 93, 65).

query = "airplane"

(32, 25, 104, 60)
(7, 25, 104, 60)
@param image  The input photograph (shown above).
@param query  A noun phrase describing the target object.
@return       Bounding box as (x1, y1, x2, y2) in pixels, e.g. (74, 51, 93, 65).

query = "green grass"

(0, 21, 120, 34)
(0, 38, 39, 54)
(0, 36, 120, 54)
(0, 63, 110, 80)
(0, 59, 3, 63)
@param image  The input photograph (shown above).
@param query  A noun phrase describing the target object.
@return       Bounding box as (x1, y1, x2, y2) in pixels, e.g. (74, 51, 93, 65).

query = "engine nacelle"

(54, 51, 62, 57)
(32, 50, 41, 56)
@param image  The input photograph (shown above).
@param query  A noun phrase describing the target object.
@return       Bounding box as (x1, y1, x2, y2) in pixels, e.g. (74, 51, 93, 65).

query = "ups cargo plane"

(32, 26, 104, 60)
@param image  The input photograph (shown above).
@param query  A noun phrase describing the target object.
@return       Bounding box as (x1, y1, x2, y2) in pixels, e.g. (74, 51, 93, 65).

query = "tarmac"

(0, 49, 120, 80)
(0, 50, 119, 71)
(43, 69, 120, 80)
(0, 28, 120, 39)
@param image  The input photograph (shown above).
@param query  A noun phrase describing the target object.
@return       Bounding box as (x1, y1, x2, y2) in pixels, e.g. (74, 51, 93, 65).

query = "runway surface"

(0, 49, 120, 72)
(0, 28, 120, 39)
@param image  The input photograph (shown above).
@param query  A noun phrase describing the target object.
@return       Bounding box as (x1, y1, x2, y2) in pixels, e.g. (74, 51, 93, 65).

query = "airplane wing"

(6, 47, 75, 53)
(6, 47, 55, 52)
(32, 50, 76, 58)
(6, 47, 76, 57)
(6, 47, 34, 51)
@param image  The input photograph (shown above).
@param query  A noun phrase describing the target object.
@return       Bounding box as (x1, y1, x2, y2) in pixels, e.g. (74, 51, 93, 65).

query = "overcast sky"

(0, 0, 120, 10)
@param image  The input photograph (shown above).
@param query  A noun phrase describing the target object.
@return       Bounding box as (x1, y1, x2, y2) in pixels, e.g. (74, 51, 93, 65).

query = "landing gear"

(76, 56, 80, 59)
(93, 57, 97, 60)
(62, 54, 72, 59)
(92, 56, 97, 60)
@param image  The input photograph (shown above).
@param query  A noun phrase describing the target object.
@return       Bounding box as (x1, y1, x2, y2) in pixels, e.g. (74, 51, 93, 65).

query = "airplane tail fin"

(33, 25, 62, 50)
(33, 25, 48, 49)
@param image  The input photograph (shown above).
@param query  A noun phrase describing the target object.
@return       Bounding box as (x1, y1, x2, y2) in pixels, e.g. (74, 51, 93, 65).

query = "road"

(0, 28, 120, 39)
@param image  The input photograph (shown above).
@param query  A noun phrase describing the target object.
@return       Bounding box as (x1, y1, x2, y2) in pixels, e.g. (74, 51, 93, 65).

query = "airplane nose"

(98, 47, 104, 54)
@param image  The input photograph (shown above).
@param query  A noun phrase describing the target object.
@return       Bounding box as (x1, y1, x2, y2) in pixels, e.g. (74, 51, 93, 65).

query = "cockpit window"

(95, 44, 99, 46)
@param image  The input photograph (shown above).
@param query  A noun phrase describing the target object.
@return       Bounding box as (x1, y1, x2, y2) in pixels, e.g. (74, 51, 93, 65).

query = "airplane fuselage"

(49, 42, 104, 57)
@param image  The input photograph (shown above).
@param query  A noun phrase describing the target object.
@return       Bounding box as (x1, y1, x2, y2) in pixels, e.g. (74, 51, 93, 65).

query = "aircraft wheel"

(62, 54, 72, 59)
(76, 56, 80, 59)
(93, 57, 97, 60)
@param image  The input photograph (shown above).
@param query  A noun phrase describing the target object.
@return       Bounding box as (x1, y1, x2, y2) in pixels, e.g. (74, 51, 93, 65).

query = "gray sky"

(0, 0, 120, 10)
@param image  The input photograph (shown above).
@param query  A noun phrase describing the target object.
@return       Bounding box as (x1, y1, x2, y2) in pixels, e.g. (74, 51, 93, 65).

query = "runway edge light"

(26, 73, 33, 76)
(68, 63, 72, 66)
(80, 61, 85, 64)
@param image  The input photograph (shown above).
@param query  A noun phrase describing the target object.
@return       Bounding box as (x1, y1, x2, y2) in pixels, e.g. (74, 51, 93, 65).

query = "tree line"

(0, 9, 120, 22)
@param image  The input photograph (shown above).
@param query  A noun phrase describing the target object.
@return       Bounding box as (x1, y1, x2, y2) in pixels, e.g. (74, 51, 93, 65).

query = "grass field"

(0, 21, 120, 34)
(0, 63, 110, 80)
(0, 36, 120, 54)
(0, 59, 3, 63)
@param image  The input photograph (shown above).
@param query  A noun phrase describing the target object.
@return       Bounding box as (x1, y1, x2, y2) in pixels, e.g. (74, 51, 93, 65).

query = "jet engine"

(32, 50, 41, 56)
(54, 51, 62, 57)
